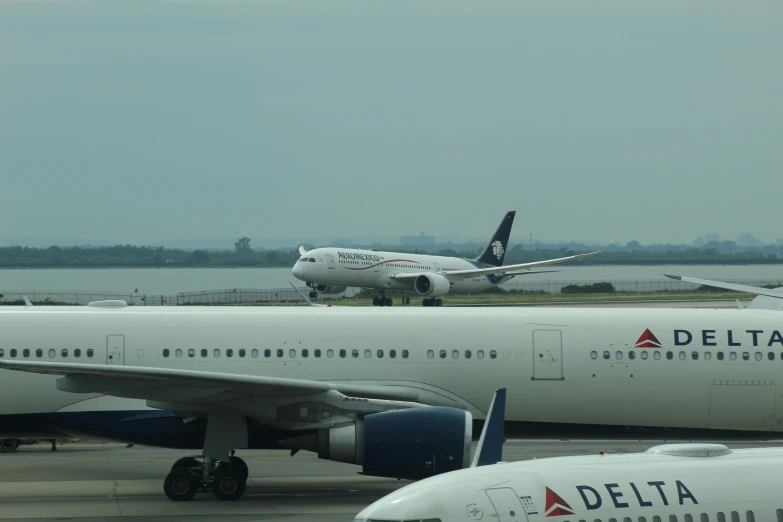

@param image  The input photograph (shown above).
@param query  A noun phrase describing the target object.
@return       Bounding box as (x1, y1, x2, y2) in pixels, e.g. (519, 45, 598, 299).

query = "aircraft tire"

(436, 299, 443, 307)
(216, 456, 249, 480)
(385, 298, 393, 306)
(0, 439, 20, 453)
(212, 466, 246, 501)
(164, 468, 199, 501)
(170, 457, 201, 471)
(422, 299, 430, 307)
(372, 297, 378, 306)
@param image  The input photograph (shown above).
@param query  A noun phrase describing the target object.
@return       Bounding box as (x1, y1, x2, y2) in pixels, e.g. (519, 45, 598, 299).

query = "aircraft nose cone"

(292, 263, 304, 280)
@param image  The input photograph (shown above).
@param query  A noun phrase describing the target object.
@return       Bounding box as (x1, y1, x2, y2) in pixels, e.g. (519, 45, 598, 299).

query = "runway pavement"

(2, 439, 783, 521)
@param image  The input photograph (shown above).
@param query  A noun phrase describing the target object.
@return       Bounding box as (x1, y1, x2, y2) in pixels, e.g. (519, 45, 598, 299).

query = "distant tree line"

(0, 243, 300, 268)
(0, 238, 781, 268)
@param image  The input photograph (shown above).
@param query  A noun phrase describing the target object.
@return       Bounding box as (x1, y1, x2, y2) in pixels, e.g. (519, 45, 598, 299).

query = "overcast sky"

(1, 0, 781, 246)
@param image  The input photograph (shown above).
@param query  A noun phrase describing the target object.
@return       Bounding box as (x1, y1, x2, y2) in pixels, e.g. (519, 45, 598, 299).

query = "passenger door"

(326, 254, 335, 269)
(485, 488, 529, 522)
(532, 329, 563, 380)
(106, 335, 125, 365)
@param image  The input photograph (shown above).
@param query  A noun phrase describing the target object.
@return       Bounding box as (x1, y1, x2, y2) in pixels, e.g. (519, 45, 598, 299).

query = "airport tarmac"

(2, 439, 783, 521)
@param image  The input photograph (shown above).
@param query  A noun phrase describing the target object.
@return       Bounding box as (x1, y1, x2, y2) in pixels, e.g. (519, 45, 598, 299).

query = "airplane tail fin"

(473, 211, 515, 267)
(470, 388, 506, 467)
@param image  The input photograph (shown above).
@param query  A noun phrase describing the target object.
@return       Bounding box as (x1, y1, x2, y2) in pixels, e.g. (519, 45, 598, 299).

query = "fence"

(1, 279, 781, 306)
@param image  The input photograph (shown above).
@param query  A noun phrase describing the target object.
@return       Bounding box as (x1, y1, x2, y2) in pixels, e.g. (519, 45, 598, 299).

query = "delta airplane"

(292, 211, 599, 306)
(1, 278, 783, 501)
(358, 390, 783, 522)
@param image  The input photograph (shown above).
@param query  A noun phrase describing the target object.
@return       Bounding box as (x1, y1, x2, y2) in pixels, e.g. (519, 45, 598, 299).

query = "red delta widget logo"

(635, 328, 662, 348)
(545, 487, 574, 517)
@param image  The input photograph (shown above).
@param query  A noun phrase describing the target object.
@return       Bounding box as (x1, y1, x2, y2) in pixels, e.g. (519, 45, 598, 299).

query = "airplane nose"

(292, 263, 304, 280)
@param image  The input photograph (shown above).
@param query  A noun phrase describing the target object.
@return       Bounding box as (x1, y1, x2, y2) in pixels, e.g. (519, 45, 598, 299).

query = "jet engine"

(314, 285, 347, 295)
(284, 407, 472, 480)
(413, 273, 451, 297)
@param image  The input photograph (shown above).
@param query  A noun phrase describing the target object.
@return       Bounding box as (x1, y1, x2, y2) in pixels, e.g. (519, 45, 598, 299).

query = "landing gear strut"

(422, 298, 443, 307)
(372, 293, 393, 307)
(164, 454, 249, 501)
(163, 410, 249, 501)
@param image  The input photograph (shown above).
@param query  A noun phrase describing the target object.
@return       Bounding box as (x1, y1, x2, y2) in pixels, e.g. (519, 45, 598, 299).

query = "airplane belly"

(0, 370, 77, 415)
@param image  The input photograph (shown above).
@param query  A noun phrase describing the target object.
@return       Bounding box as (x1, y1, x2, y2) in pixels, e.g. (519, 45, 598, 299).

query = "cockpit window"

(309, 258, 316, 262)
(299, 257, 311, 263)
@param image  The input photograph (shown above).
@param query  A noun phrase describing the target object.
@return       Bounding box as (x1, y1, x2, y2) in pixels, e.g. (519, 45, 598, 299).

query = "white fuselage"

(356, 445, 783, 522)
(2, 306, 783, 435)
(291, 247, 510, 293)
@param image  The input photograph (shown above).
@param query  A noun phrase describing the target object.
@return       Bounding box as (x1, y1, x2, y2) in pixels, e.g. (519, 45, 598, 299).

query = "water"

(1, 265, 782, 295)
(0, 268, 300, 295)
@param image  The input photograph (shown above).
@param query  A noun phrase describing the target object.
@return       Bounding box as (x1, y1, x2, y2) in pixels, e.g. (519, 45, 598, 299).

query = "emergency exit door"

(532, 329, 563, 380)
(106, 335, 125, 365)
(485, 488, 529, 522)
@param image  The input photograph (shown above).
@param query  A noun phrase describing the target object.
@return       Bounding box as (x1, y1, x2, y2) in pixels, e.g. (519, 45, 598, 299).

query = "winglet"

(470, 388, 506, 467)
(23, 296, 33, 308)
(289, 282, 317, 306)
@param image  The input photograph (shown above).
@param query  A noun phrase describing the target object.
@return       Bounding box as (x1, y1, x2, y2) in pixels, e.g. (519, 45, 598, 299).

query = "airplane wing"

(0, 360, 463, 429)
(664, 275, 783, 299)
(390, 251, 599, 282)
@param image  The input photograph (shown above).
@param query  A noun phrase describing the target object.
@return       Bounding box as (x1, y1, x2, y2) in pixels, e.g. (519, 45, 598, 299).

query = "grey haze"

(1, 0, 781, 246)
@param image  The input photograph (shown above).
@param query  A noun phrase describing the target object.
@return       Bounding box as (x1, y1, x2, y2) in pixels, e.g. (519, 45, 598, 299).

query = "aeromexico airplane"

(1, 276, 783, 502)
(360, 389, 783, 522)
(292, 211, 599, 306)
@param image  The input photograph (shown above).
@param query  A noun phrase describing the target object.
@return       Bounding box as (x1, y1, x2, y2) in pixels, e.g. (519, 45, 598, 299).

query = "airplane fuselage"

(2, 306, 783, 442)
(356, 445, 783, 522)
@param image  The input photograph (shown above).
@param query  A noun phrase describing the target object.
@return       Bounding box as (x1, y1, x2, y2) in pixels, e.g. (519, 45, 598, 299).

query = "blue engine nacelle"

(302, 407, 472, 480)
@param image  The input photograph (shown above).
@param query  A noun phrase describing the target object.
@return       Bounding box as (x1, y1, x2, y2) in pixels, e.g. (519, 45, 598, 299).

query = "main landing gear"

(164, 454, 249, 501)
(422, 298, 443, 307)
(163, 410, 249, 501)
(373, 292, 392, 306)
(0, 439, 20, 453)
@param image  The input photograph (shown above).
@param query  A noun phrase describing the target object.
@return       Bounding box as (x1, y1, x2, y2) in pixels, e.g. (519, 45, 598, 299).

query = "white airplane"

(1, 284, 783, 500)
(358, 389, 783, 522)
(292, 211, 600, 306)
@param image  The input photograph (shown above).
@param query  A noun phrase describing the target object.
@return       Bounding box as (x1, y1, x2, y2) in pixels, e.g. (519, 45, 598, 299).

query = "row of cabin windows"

(562, 509, 760, 522)
(339, 258, 432, 270)
(426, 349, 497, 360)
(591, 350, 781, 362)
(161, 348, 410, 359)
(0, 348, 94, 359)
